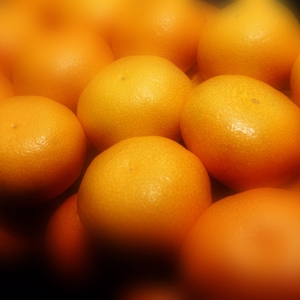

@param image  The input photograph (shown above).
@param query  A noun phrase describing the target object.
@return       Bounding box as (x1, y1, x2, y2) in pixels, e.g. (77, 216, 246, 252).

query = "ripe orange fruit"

(77, 136, 212, 254)
(45, 193, 95, 283)
(290, 53, 300, 107)
(77, 55, 192, 152)
(197, 0, 300, 89)
(0, 73, 15, 100)
(0, 2, 40, 77)
(180, 75, 300, 191)
(56, 0, 128, 44)
(13, 27, 114, 113)
(0, 96, 87, 207)
(111, 0, 206, 72)
(182, 188, 300, 300)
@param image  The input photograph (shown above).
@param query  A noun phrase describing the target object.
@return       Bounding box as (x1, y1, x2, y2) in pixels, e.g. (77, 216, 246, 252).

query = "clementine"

(111, 0, 206, 71)
(13, 26, 114, 113)
(45, 193, 95, 283)
(0, 96, 87, 207)
(182, 188, 300, 300)
(77, 55, 192, 152)
(180, 75, 300, 191)
(197, 0, 300, 89)
(77, 136, 212, 254)
(290, 53, 300, 107)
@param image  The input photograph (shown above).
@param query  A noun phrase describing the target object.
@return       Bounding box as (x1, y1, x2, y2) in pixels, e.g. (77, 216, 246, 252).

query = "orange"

(45, 193, 95, 283)
(77, 55, 192, 152)
(180, 75, 300, 191)
(13, 26, 114, 113)
(0, 73, 15, 100)
(56, 0, 129, 44)
(182, 188, 300, 300)
(197, 0, 300, 89)
(111, 0, 206, 72)
(0, 2, 41, 78)
(77, 136, 212, 254)
(0, 96, 87, 207)
(290, 53, 300, 107)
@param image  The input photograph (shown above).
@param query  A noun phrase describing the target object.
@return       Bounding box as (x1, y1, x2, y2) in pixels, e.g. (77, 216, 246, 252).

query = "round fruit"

(111, 0, 206, 71)
(182, 188, 300, 300)
(57, 0, 128, 43)
(13, 27, 114, 113)
(45, 193, 95, 283)
(290, 53, 300, 107)
(0, 96, 87, 207)
(77, 55, 192, 152)
(197, 0, 300, 89)
(77, 136, 211, 254)
(180, 75, 300, 191)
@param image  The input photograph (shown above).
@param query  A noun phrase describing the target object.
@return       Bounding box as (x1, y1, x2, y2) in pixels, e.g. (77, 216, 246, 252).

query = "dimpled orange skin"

(182, 188, 300, 300)
(77, 55, 192, 153)
(13, 27, 114, 113)
(0, 96, 87, 207)
(197, 0, 300, 89)
(111, 0, 206, 72)
(180, 75, 300, 192)
(77, 136, 212, 253)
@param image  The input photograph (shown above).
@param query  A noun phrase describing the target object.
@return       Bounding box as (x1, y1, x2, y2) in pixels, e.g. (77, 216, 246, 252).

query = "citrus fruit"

(180, 75, 300, 191)
(13, 26, 114, 113)
(0, 2, 40, 78)
(182, 188, 300, 300)
(45, 193, 95, 283)
(290, 53, 300, 107)
(77, 136, 212, 254)
(197, 0, 300, 89)
(77, 55, 192, 152)
(111, 0, 206, 71)
(56, 0, 128, 43)
(0, 96, 87, 207)
(0, 73, 15, 100)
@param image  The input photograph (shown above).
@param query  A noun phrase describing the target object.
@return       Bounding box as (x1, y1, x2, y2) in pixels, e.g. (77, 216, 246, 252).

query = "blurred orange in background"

(13, 27, 114, 113)
(45, 193, 96, 284)
(111, 0, 206, 72)
(182, 188, 300, 300)
(197, 0, 300, 89)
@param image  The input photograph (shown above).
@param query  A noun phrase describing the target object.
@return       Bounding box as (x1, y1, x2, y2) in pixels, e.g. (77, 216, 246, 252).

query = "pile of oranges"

(2, 0, 300, 299)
